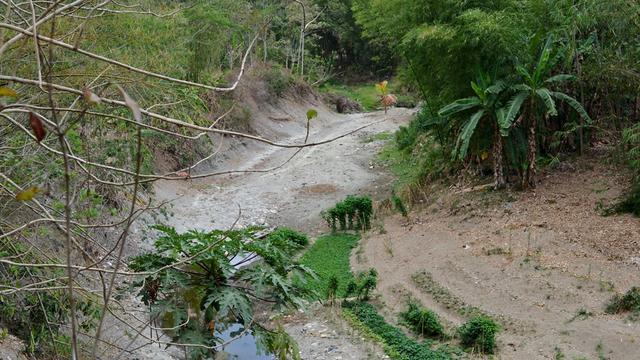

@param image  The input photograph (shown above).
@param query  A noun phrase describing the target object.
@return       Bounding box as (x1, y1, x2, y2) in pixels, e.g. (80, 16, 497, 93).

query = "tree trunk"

(493, 124, 506, 189)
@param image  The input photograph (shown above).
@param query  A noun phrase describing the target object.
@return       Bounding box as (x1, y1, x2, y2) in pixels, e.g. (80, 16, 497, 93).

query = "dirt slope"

(354, 156, 640, 359)
(153, 106, 415, 236)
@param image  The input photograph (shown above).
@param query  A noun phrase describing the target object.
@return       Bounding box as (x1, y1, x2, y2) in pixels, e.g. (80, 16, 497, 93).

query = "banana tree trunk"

(526, 114, 537, 189)
(493, 124, 506, 189)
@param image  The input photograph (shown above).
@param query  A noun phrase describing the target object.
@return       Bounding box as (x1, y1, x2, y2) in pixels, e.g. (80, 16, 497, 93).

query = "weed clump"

(267, 227, 309, 247)
(605, 287, 640, 316)
(458, 316, 499, 354)
(400, 302, 445, 338)
(345, 269, 378, 301)
(322, 195, 373, 232)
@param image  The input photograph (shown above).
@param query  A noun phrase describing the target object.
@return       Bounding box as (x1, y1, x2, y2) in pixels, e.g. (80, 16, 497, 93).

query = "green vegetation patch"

(400, 302, 446, 339)
(458, 316, 500, 354)
(296, 233, 360, 298)
(321, 196, 373, 232)
(343, 301, 458, 360)
(605, 287, 640, 319)
(319, 80, 416, 112)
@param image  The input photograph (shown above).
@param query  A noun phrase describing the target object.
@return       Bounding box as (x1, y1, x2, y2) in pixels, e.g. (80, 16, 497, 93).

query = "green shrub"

(350, 269, 378, 301)
(321, 195, 373, 232)
(267, 227, 309, 247)
(343, 301, 453, 360)
(458, 316, 499, 354)
(263, 67, 293, 98)
(605, 287, 640, 316)
(400, 302, 445, 338)
(610, 183, 640, 217)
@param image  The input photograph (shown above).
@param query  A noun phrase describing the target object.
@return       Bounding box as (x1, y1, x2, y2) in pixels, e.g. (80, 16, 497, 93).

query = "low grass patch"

(605, 287, 640, 319)
(343, 301, 458, 360)
(296, 233, 359, 298)
(319, 79, 416, 112)
(319, 83, 380, 111)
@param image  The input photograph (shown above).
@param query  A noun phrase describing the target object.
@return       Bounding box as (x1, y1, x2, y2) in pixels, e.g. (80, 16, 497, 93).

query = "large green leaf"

(486, 80, 507, 95)
(503, 92, 528, 128)
(438, 97, 481, 117)
(552, 91, 593, 124)
(544, 74, 576, 84)
(455, 109, 484, 160)
(205, 287, 253, 324)
(536, 88, 558, 116)
(470, 81, 485, 101)
(534, 36, 554, 83)
(516, 66, 534, 86)
(496, 108, 511, 137)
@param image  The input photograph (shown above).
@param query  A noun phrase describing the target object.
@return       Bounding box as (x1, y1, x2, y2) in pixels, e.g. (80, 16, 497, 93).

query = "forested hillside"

(1, 0, 639, 359)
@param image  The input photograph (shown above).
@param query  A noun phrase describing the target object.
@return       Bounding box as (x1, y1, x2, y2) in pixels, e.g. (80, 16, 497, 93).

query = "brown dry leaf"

(381, 94, 397, 107)
(29, 112, 46, 142)
(82, 87, 101, 104)
(117, 86, 142, 122)
(15, 186, 40, 201)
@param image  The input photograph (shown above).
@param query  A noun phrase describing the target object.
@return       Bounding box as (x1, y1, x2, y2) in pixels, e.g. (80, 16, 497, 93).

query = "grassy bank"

(296, 233, 359, 298)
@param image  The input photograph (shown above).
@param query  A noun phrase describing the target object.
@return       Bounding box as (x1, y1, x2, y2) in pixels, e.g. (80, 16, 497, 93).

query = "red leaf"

(29, 112, 46, 142)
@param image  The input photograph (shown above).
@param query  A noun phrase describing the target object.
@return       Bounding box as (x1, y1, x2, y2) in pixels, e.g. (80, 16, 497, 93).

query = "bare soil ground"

(354, 155, 640, 359)
(152, 105, 415, 237)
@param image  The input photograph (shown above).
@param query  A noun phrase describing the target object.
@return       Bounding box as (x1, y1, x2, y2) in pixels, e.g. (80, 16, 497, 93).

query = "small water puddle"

(216, 323, 274, 360)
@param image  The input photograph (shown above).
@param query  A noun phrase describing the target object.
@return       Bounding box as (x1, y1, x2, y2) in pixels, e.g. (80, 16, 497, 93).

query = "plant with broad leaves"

(128, 225, 314, 359)
(438, 72, 509, 188)
(503, 36, 591, 189)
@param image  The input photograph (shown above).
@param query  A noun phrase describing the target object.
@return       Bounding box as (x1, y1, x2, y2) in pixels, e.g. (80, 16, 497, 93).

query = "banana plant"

(438, 73, 509, 188)
(503, 36, 592, 189)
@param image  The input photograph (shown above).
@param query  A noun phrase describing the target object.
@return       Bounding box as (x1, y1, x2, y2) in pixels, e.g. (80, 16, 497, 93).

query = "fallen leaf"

(0, 87, 18, 97)
(29, 112, 46, 142)
(15, 186, 40, 201)
(82, 87, 101, 104)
